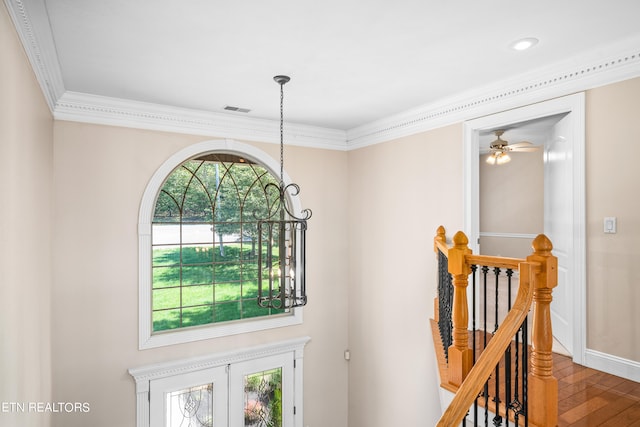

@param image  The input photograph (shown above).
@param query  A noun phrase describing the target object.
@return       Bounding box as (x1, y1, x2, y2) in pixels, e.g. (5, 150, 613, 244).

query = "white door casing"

(544, 113, 574, 355)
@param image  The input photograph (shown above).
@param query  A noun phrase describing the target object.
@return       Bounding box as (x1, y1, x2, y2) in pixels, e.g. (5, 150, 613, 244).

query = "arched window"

(139, 140, 303, 349)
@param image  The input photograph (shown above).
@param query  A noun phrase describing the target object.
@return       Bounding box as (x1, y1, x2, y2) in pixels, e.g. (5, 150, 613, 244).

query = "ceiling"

(10, 1, 640, 138)
(478, 114, 566, 151)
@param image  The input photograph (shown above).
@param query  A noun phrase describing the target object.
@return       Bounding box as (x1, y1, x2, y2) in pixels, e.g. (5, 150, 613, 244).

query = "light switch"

(604, 217, 617, 234)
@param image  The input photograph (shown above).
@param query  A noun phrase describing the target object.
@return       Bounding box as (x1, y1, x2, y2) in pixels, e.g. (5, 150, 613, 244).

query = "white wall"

(347, 125, 464, 426)
(50, 121, 350, 426)
(0, 3, 53, 426)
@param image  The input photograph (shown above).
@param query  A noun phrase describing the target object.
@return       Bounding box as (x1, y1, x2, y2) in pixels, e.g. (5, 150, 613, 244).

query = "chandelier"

(257, 75, 312, 309)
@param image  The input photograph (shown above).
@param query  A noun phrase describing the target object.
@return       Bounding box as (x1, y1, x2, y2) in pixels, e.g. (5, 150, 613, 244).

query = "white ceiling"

(478, 114, 566, 150)
(31, 0, 639, 132)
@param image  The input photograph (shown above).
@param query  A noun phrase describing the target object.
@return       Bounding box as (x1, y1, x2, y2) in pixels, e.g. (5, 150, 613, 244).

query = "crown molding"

(6, 0, 640, 151)
(347, 35, 640, 149)
(4, 0, 64, 111)
(54, 91, 348, 150)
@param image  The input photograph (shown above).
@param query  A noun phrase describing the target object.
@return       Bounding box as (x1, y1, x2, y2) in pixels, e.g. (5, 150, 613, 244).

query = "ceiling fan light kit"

(486, 152, 511, 165)
(485, 129, 538, 165)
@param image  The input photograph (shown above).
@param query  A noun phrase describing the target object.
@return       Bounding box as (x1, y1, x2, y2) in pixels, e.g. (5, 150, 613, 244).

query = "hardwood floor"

(554, 353, 640, 426)
(430, 319, 640, 425)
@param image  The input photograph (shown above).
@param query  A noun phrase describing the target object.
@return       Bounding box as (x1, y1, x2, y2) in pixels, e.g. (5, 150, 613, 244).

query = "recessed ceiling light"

(511, 37, 539, 51)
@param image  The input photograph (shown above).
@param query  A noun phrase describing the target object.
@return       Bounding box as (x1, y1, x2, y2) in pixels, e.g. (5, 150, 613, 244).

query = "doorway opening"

(463, 93, 586, 364)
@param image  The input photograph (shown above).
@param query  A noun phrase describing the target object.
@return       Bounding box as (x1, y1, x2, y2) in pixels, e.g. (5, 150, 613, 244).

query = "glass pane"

(153, 308, 181, 331)
(241, 279, 259, 300)
(182, 224, 215, 245)
(153, 223, 181, 245)
(183, 246, 215, 264)
(244, 368, 282, 427)
(214, 301, 242, 323)
(181, 306, 213, 328)
(242, 303, 285, 320)
(153, 266, 181, 288)
(166, 383, 214, 427)
(182, 284, 214, 306)
(153, 287, 181, 310)
(215, 261, 242, 282)
(182, 265, 214, 286)
(182, 179, 213, 224)
(215, 282, 241, 303)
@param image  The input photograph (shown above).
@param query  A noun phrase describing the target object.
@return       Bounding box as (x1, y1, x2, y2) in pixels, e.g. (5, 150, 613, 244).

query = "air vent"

(224, 105, 251, 113)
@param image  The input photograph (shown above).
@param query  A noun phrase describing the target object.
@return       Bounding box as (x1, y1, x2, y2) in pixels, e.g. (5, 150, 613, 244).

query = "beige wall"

(51, 122, 349, 426)
(479, 150, 544, 258)
(4, 2, 640, 423)
(347, 125, 464, 427)
(586, 78, 640, 361)
(0, 4, 53, 427)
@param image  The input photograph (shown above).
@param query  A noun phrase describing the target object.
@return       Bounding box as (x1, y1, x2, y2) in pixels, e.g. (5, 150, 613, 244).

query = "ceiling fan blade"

(508, 141, 533, 148)
(508, 146, 540, 152)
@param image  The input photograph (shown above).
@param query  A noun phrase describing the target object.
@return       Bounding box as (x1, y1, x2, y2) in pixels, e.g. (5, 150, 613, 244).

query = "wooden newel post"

(527, 234, 558, 427)
(434, 225, 446, 249)
(447, 231, 473, 387)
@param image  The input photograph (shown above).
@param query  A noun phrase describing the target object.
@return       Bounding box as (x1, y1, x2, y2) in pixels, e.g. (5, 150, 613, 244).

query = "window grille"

(151, 153, 291, 332)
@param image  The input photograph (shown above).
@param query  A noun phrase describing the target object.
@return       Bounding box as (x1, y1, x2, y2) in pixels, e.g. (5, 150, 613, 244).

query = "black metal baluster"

(492, 267, 502, 427)
(469, 265, 478, 425)
(482, 265, 489, 426)
(493, 267, 501, 334)
(482, 266, 489, 349)
(511, 321, 522, 425)
(493, 361, 502, 426)
(484, 378, 490, 426)
(505, 343, 511, 427)
(505, 269, 513, 426)
(506, 269, 513, 310)
(437, 250, 453, 361)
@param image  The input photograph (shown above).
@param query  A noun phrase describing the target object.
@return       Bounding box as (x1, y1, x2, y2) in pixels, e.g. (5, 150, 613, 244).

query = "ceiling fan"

(485, 129, 539, 165)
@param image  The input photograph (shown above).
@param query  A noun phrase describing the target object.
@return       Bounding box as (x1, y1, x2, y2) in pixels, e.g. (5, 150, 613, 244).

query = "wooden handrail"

(433, 227, 558, 426)
(436, 261, 536, 426)
(466, 254, 523, 270)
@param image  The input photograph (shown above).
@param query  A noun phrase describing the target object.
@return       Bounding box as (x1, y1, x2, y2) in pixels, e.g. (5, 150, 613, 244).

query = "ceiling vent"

(224, 105, 251, 113)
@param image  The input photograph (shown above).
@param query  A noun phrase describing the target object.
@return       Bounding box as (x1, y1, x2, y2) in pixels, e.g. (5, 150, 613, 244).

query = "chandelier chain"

(279, 81, 284, 184)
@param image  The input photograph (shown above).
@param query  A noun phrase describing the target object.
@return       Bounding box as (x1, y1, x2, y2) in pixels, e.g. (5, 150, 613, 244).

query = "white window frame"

(129, 336, 310, 427)
(138, 139, 304, 349)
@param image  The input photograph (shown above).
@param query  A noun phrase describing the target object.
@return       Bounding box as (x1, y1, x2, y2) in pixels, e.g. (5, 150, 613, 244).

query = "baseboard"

(583, 348, 640, 382)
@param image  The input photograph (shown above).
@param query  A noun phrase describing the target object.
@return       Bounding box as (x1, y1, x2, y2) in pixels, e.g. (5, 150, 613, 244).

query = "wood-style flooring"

(554, 352, 640, 426)
(430, 319, 640, 425)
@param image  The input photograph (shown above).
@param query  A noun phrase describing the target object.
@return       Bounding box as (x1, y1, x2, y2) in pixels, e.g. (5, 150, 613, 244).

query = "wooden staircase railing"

(433, 226, 558, 427)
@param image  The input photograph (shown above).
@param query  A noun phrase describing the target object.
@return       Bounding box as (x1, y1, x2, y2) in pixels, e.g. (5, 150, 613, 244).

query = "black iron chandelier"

(257, 75, 312, 309)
